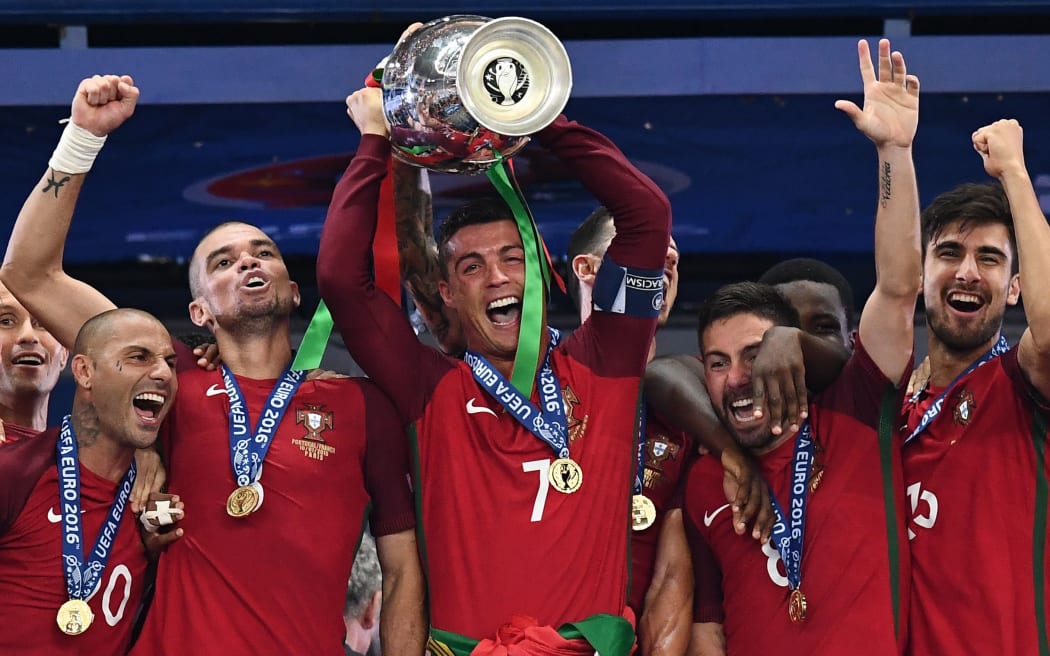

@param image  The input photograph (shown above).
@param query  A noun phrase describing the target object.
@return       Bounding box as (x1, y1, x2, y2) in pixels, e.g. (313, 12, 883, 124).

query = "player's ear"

(438, 279, 455, 309)
(289, 280, 301, 309)
(71, 354, 92, 390)
(571, 253, 601, 287)
(188, 299, 214, 329)
(1007, 272, 1020, 306)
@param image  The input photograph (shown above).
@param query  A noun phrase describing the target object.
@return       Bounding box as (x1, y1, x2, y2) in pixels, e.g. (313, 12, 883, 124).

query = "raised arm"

(835, 39, 921, 383)
(0, 75, 137, 348)
(392, 160, 465, 356)
(974, 119, 1050, 398)
(317, 87, 447, 420)
(535, 117, 670, 272)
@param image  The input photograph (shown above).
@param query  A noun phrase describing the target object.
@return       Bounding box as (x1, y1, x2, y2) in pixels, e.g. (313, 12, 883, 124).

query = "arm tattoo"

(879, 161, 892, 208)
(42, 170, 71, 198)
(392, 162, 448, 329)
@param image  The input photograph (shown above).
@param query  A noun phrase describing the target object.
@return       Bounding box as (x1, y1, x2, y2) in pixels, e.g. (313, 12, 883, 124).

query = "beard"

(215, 293, 295, 336)
(927, 302, 1005, 354)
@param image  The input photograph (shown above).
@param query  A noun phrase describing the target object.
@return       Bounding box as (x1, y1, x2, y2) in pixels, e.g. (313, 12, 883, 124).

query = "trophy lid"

(456, 16, 573, 137)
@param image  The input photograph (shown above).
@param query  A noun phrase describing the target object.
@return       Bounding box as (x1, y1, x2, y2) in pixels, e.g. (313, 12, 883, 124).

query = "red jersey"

(0, 420, 43, 445)
(629, 407, 693, 613)
(684, 341, 910, 654)
(319, 117, 670, 642)
(0, 428, 147, 655)
(902, 345, 1050, 655)
(131, 368, 414, 656)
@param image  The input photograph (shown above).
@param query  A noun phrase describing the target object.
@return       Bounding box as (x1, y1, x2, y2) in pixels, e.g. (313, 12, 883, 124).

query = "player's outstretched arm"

(836, 38, 922, 383)
(973, 119, 1050, 399)
(0, 75, 137, 349)
(640, 508, 693, 656)
(376, 529, 427, 655)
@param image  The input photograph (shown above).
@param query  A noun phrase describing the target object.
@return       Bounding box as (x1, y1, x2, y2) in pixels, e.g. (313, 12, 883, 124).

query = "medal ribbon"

(767, 421, 815, 594)
(486, 153, 550, 397)
(56, 416, 137, 601)
(635, 406, 647, 495)
(221, 366, 305, 486)
(904, 334, 1009, 444)
(464, 327, 569, 457)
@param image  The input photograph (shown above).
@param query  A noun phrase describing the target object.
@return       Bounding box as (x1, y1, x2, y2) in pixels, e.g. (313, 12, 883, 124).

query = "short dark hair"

(437, 197, 513, 278)
(565, 206, 615, 310)
(758, 258, 855, 328)
(696, 282, 800, 352)
(921, 182, 1018, 274)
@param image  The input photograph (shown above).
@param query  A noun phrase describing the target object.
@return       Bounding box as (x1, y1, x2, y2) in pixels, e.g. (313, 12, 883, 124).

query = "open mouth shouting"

(727, 393, 761, 425)
(945, 289, 986, 315)
(241, 273, 270, 291)
(486, 296, 522, 327)
(132, 391, 168, 426)
(11, 351, 46, 368)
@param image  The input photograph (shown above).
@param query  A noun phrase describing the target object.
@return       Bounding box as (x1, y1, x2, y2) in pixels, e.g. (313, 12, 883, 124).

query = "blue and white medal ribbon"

(464, 328, 582, 493)
(220, 365, 304, 516)
(767, 421, 815, 622)
(55, 415, 136, 635)
(632, 406, 656, 530)
(904, 335, 1008, 444)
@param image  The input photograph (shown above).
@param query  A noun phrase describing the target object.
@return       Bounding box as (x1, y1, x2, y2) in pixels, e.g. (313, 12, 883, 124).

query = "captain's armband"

(592, 255, 664, 318)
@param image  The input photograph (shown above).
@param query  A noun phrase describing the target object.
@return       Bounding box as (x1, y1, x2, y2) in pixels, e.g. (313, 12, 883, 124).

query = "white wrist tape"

(48, 120, 107, 174)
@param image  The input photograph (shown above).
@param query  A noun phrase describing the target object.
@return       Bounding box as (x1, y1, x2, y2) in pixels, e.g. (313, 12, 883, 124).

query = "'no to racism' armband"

(592, 254, 664, 319)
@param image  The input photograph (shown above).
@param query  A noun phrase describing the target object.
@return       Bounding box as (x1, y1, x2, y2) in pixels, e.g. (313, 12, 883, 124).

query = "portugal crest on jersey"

(643, 434, 681, 489)
(952, 388, 976, 426)
(293, 404, 336, 461)
(562, 385, 589, 444)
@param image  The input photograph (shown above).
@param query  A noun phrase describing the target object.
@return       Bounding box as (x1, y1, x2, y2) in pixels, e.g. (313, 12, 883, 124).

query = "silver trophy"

(382, 15, 573, 174)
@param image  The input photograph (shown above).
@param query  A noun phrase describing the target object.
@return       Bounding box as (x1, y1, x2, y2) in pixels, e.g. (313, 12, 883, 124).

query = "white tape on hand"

(139, 499, 184, 533)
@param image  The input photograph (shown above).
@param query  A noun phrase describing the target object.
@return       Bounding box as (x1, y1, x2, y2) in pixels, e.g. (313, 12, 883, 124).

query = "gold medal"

(226, 482, 264, 517)
(788, 588, 808, 623)
(548, 458, 583, 494)
(631, 494, 657, 531)
(56, 599, 93, 635)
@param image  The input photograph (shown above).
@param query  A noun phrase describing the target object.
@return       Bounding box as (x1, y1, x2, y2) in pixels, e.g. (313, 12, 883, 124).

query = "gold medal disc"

(226, 482, 263, 518)
(788, 588, 808, 623)
(57, 599, 94, 636)
(548, 458, 583, 494)
(631, 494, 657, 531)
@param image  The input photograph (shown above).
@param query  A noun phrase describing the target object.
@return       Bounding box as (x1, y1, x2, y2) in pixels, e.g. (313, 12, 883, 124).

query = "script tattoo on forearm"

(42, 170, 71, 198)
(880, 161, 892, 208)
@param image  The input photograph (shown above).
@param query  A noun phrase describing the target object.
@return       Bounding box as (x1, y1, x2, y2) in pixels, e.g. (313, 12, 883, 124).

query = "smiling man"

(0, 308, 177, 655)
(0, 74, 425, 655)
(320, 82, 670, 655)
(0, 282, 67, 443)
(900, 119, 1050, 655)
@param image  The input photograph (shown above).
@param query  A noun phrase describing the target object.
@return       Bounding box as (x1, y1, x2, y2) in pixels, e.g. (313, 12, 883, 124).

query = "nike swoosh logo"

(465, 397, 497, 417)
(703, 503, 732, 527)
(48, 507, 85, 524)
(205, 384, 227, 398)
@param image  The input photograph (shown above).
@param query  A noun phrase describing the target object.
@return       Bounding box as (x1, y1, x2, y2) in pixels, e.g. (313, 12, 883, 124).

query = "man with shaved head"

(1, 74, 425, 655)
(0, 308, 180, 654)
